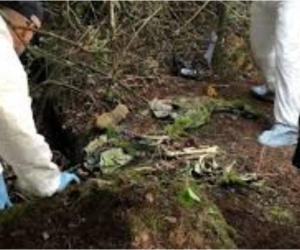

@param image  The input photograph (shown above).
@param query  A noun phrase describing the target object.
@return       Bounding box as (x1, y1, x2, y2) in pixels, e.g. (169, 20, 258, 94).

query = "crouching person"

(0, 1, 79, 210)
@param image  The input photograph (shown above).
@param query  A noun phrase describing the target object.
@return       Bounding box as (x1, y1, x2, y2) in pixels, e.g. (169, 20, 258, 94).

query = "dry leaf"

(206, 85, 218, 98)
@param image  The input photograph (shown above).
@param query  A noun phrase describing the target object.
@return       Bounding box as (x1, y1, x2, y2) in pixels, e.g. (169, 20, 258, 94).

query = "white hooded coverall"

(0, 15, 61, 197)
(250, 1, 300, 129)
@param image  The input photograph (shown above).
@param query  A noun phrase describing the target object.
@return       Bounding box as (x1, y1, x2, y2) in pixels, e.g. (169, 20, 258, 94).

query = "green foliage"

(165, 100, 216, 137)
(165, 97, 261, 137)
(267, 206, 297, 225)
(177, 180, 201, 208)
(106, 126, 119, 139)
(218, 170, 249, 188)
(165, 116, 193, 137)
(217, 162, 260, 189)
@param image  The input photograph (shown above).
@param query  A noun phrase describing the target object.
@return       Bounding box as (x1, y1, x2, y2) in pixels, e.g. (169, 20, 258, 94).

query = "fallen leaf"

(187, 187, 201, 202)
(206, 85, 218, 98)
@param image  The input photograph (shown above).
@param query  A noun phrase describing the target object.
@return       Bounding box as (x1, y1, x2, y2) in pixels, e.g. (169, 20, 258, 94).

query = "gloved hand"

(57, 172, 80, 192)
(0, 174, 13, 210)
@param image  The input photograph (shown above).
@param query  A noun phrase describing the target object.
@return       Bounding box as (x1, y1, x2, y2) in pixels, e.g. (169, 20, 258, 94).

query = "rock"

(149, 98, 173, 118)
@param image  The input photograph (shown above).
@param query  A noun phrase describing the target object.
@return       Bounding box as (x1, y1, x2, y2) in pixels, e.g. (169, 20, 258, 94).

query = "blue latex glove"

(0, 174, 13, 210)
(57, 172, 80, 192)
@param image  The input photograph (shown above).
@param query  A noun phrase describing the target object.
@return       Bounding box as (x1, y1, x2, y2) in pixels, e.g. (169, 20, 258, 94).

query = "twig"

(28, 46, 109, 77)
(14, 191, 30, 202)
(3, 13, 110, 63)
(174, 1, 211, 35)
(115, 81, 150, 104)
(110, 0, 116, 36)
(162, 146, 219, 158)
(112, 3, 164, 80)
(111, 4, 163, 104)
(123, 5, 163, 55)
(221, 1, 250, 21)
(142, 135, 170, 142)
(133, 166, 157, 173)
(38, 79, 97, 105)
(256, 146, 266, 172)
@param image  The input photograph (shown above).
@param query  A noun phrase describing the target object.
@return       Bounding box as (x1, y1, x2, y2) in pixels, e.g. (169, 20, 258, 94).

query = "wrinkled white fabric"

(0, 16, 60, 197)
(250, 1, 300, 129)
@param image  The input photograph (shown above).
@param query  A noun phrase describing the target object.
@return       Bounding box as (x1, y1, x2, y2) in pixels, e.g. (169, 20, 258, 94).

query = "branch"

(37, 79, 97, 105)
(174, 1, 211, 35)
(28, 46, 109, 77)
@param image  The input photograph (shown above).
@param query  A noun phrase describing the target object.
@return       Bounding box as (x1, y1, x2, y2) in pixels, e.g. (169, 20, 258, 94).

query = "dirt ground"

(0, 74, 300, 249)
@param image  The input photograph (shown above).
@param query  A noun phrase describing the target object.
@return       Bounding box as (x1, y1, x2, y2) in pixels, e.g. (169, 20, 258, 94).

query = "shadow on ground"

(0, 187, 132, 249)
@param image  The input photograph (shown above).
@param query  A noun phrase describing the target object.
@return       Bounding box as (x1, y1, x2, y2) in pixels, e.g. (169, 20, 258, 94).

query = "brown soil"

(1, 74, 300, 249)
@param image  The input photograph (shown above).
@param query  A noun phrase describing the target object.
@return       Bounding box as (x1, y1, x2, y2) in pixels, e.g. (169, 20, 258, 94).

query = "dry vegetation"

(26, 1, 252, 83)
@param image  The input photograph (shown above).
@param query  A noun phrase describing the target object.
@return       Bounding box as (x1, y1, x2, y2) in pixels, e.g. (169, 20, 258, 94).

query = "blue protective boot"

(251, 84, 274, 102)
(258, 124, 298, 147)
(0, 174, 13, 210)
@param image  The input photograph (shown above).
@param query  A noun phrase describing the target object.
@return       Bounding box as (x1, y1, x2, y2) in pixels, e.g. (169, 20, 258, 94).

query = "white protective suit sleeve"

(0, 16, 61, 197)
(251, 1, 300, 128)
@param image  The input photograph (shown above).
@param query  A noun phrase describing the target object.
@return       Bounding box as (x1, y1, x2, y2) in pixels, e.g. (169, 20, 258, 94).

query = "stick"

(163, 146, 219, 158)
(38, 79, 97, 105)
(174, 1, 211, 35)
(257, 146, 266, 172)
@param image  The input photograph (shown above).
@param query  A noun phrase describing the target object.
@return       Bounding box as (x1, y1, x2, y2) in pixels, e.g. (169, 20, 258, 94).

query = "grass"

(267, 205, 297, 226)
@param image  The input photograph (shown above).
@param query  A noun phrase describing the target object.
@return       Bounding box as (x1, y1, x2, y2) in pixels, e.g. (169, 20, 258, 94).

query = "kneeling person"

(0, 1, 79, 210)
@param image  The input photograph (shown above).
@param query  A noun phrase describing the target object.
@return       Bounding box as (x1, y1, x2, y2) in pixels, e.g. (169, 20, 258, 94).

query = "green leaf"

(187, 187, 201, 202)
(178, 185, 201, 208)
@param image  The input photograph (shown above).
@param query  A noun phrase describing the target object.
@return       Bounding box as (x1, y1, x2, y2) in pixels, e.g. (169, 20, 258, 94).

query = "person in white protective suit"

(249, 1, 300, 147)
(0, 1, 80, 210)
